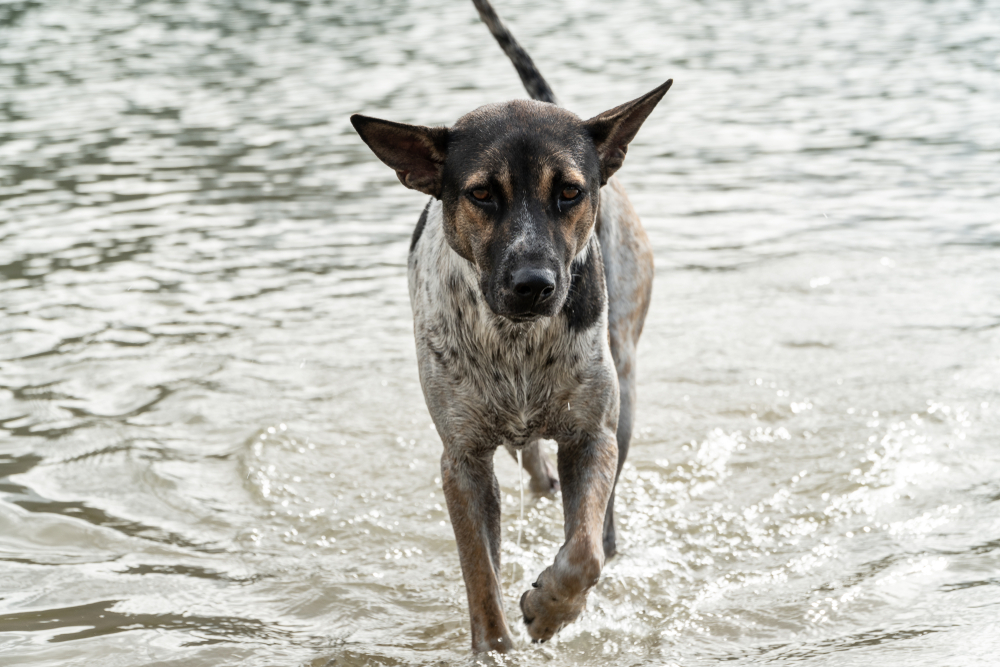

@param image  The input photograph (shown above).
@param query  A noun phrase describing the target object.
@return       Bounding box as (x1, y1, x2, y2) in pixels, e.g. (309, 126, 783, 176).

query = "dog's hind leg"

(440, 447, 514, 653)
(602, 348, 637, 558)
(597, 178, 655, 559)
(504, 441, 560, 494)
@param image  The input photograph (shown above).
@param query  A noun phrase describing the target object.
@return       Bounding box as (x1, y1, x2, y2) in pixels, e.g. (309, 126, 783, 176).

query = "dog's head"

(351, 80, 671, 322)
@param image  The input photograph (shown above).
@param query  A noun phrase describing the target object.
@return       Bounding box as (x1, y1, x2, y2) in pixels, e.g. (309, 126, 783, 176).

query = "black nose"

(511, 267, 556, 304)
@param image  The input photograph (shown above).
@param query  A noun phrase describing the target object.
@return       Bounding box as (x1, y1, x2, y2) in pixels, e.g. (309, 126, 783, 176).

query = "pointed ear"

(584, 79, 672, 185)
(350, 115, 449, 198)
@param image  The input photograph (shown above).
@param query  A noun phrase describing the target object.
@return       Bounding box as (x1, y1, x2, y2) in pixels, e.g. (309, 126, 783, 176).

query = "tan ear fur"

(350, 115, 449, 197)
(584, 79, 673, 185)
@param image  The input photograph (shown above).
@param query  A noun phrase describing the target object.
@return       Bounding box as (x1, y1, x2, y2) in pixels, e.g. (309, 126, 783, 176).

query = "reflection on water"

(1, 0, 999, 665)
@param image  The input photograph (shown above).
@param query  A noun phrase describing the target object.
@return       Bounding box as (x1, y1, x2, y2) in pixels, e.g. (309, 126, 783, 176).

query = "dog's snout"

(512, 267, 556, 303)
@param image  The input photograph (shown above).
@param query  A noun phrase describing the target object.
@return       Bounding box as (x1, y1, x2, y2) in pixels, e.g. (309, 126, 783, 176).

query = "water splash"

(510, 449, 525, 582)
(517, 450, 525, 552)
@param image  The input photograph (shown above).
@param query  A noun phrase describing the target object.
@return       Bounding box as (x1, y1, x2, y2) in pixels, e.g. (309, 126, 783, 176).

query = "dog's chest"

(423, 287, 589, 444)
(409, 204, 598, 446)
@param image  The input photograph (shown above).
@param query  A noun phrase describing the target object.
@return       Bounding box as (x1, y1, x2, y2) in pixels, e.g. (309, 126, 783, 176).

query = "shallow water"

(1, 0, 999, 665)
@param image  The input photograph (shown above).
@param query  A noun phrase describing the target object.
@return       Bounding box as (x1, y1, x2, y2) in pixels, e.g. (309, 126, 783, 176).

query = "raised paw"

(519, 573, 588, 642)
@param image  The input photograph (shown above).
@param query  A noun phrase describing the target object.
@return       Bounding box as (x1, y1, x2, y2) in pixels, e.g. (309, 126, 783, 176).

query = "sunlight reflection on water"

(1, 0, 1000, 665)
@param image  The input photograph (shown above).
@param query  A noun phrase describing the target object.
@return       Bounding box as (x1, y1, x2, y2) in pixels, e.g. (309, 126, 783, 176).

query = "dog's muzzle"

(495, 266, 559, 322)
(512, 267, 555, 307)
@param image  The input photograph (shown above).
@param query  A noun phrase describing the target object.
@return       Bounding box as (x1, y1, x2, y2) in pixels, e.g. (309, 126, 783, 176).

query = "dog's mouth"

(504, 312, 543, 324)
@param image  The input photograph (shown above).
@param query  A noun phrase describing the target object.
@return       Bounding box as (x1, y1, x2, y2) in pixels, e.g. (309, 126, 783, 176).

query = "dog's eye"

(471, 189, 491, 202)
(557, 188, 581, 212)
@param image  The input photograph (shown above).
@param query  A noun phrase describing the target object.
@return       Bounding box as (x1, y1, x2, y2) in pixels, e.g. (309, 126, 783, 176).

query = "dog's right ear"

(350, 115, 449, 198)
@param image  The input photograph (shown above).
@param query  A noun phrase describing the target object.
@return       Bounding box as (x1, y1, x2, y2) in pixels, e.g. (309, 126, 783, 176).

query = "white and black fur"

(350, 0, 670, 652)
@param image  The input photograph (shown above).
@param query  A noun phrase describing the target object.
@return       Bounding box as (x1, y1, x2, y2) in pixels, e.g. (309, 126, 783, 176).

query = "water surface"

(1, 0, 999, 665)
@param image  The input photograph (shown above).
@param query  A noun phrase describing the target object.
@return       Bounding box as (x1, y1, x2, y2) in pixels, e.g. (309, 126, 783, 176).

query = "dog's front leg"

(440, 446, 514, 653)
(520, 429, 618, 642)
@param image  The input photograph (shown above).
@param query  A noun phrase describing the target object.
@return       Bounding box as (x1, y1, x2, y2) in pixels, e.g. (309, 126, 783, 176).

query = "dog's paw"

(529, 469, 560, 495)
(526, 448, 560, 495)
(519, 574, 586, 643)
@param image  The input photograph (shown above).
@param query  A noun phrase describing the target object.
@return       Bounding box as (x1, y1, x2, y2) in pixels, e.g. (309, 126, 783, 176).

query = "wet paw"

(519, 576, 586, 643)
(527, 456, 560, 495)
(530, 471, 560, 495)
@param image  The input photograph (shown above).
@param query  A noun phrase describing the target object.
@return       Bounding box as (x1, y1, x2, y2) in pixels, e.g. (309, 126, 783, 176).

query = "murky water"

(2, 0, 999, 664)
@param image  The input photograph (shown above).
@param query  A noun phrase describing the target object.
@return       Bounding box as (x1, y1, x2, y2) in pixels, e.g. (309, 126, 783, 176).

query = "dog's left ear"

(584, 79, 673, 185)
(351, 115, 449, 198)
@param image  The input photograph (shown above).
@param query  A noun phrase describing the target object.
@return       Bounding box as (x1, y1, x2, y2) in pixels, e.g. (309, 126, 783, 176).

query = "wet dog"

(350, 0, 670, 652)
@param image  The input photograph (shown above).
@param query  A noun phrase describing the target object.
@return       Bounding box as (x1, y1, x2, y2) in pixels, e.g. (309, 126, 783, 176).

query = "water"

(1, 0, 999, 664)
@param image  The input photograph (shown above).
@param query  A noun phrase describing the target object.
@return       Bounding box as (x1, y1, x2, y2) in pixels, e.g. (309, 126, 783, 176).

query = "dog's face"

(438, 102, 601, 320)
(351, 80, 671, 322)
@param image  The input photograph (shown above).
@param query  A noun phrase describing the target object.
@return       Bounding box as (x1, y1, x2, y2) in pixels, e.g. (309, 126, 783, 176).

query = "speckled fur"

(409, 201, 619, 456)
(407, 175, 653, 650)
(350, 0, 668, 652)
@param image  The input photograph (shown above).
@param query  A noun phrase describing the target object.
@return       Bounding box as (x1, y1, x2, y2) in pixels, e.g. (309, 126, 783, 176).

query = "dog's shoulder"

(408, 199, 477, 319)
(596, 177, 655, 346)
(410, 198, 433, 253)
(408, 198, 445, 274)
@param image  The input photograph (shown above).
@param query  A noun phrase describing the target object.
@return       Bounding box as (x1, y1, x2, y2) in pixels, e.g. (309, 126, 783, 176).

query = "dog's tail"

(471, 0, 557, 105)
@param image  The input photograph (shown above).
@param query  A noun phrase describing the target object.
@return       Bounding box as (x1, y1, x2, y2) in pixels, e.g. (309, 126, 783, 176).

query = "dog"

(350, 0, 670, 652)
